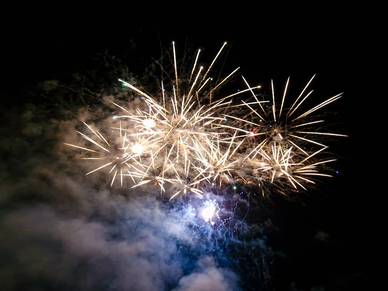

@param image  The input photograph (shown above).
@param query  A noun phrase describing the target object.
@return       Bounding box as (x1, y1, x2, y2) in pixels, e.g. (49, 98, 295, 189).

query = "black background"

(0, 5, 375, 290)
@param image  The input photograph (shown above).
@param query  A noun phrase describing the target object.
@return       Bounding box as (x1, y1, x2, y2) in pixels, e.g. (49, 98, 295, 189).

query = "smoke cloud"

(0, 104, 242, 291)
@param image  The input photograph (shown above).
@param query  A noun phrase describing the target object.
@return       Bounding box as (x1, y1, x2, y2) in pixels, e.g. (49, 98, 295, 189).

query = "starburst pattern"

(65, 42, 345, 199)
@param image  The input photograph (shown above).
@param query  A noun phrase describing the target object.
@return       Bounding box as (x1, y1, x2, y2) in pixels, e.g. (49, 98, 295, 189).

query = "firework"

(200, 200, 219, 225)
(65, 42, 345, 199)
(217, 75, 347, 194)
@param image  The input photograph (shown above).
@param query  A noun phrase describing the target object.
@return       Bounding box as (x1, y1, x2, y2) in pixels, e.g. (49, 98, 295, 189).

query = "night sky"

(1, 6, 374, 291)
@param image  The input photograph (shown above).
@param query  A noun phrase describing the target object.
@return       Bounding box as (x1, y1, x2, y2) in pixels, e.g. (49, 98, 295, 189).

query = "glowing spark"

(200, 200, 218, 224)
(65, 43, 345, 198)
(131, 143, 145, 155)
(143, 119, 156, 129)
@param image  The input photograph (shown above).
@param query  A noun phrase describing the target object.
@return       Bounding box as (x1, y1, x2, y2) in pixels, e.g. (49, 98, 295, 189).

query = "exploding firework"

(65, 42, 345, 199)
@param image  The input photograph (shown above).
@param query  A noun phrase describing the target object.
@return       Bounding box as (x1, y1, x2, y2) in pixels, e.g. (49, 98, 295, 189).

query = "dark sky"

(2, 7, 358, 96)
(0, 6, 374, 290)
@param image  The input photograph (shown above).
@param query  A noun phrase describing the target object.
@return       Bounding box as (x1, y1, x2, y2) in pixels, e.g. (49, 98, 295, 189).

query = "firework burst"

(65, 42, 345, 199)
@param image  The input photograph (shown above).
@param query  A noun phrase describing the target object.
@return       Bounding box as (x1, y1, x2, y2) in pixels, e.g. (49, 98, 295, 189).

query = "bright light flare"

(143, 119, 156, 129)
(131, 143, 145, 155)
(200, 200, 218, 224)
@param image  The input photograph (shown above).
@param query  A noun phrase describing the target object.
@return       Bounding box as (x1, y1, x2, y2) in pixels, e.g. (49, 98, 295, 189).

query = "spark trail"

(65, 42, 346, 199)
